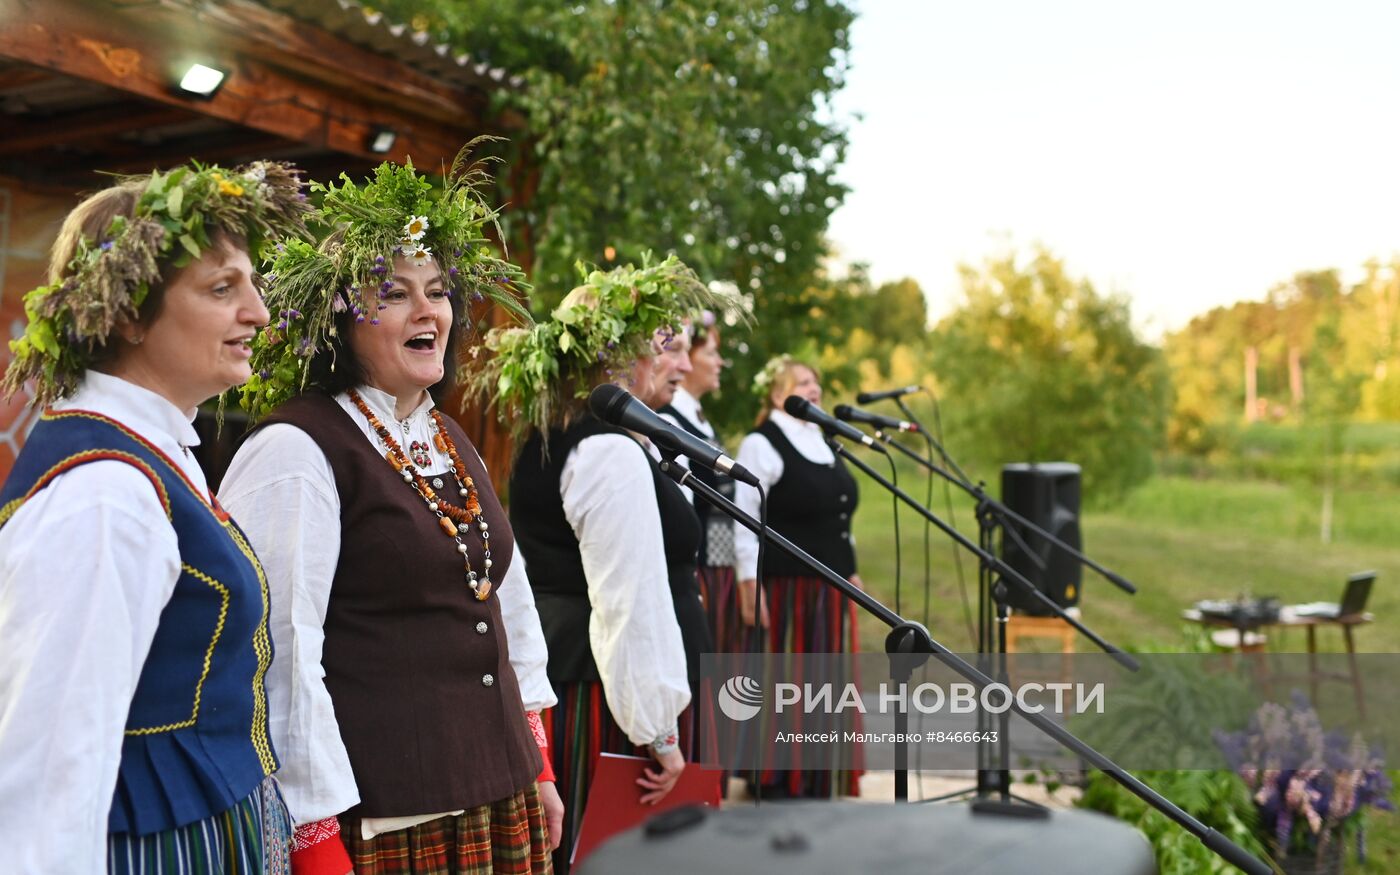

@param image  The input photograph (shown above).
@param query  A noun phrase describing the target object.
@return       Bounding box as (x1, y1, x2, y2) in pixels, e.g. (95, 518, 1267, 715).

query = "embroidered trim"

(42, 409, 227, 520)
(527, 710, 548, 750)
(224, 519, 278, 774)
(292, 816, 341, 852)
(651, 726, 680, 756)
(124, 563, 230, 736)
(0, 449, 170, 528)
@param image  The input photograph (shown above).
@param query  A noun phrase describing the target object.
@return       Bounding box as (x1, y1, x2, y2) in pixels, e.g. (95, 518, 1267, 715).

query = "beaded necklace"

(349, 388, 494, 600)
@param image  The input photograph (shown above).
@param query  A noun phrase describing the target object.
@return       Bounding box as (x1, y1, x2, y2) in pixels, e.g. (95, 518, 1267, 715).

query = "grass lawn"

(845, 468, 1400, 872)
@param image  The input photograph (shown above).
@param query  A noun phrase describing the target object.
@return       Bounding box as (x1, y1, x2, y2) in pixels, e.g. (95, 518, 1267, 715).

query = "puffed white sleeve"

(218, 424, 359, 826)
(560, 434, 691, 747)
(496, 557, 555, 711)
(732, 430, 784, 581)
(459, 444, 555, 712)
(0, 462, 180, 875)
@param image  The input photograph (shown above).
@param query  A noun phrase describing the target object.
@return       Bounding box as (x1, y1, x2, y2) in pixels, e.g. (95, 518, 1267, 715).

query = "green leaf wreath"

(467, 252, 743, 438)
(3, 162, 310, 407)
(239, 141, 530, 419)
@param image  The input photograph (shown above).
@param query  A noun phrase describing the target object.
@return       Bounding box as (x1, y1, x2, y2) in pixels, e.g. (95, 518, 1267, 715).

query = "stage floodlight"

(177, 63, 226, 98)
(368, 127, 398, 154)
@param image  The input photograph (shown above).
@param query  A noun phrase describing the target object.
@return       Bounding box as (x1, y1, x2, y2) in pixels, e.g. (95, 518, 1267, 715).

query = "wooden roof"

(0, 0, 513, 188)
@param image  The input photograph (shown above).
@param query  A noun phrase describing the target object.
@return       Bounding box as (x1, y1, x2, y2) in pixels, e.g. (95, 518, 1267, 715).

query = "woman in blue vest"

(733, 354, 864, 798)
(0, 162, 310, 873)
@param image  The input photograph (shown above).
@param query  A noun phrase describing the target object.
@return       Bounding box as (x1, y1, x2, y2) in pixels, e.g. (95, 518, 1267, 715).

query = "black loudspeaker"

(1000, 462, 1082, 615)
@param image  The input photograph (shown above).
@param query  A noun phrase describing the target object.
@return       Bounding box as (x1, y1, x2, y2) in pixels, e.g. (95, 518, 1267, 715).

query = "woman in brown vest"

(220, 153, 559, 874)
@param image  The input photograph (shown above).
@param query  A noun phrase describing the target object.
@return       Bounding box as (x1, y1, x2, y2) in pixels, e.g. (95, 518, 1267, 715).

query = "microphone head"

(782, 394, 812, 418)
(588, 383, 632, 424)
(854, 392, 877, 405)
(833, 404, 854, 421)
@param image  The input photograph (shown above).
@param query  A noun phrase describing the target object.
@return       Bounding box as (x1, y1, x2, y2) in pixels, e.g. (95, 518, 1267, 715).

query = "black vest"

(657, 403, 735, 564)
(755, 419, 859, 579)
(509, 414, 710, 685)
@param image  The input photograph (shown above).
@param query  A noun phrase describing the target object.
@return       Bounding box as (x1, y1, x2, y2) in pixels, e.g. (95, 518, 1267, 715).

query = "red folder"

(571, 753, 723, 866)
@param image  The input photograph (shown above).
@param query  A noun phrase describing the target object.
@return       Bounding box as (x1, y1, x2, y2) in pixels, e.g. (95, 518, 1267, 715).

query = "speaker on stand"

(1000, 462, 1082, 615)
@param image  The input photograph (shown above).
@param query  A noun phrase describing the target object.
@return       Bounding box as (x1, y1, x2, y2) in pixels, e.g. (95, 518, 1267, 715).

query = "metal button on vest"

(482, 673, 494, 687)
(839, 494, 849, 504)
(840, 532, 849, 540)
(839, 512, 849, 521)
(476, 621, 488, 634)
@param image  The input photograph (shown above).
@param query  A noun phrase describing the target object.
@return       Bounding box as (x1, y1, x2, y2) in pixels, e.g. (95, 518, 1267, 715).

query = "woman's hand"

(637, 747, 686, 805)
(738, 578, 770, 627)
(848, 573, 865, 592)
(538, 780, 564, 850)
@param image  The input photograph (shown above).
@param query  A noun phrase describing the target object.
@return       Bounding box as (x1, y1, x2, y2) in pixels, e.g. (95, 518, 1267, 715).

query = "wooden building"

(0, 0, 524, 483)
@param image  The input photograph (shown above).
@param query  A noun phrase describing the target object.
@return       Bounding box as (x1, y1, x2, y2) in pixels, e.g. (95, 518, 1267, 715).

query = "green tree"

(928, 246, 1169, 504)
(378, 0, 856, 434)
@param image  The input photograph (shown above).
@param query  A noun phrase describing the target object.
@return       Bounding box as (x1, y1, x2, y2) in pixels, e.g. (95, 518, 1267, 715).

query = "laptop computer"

(1290, 571, 1377, 619)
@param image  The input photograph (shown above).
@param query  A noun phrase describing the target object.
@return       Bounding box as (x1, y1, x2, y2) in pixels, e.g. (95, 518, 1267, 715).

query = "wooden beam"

(0, 0, 481, 166)
(0, 62, 52, 91)
(0, 103, 192, 156)
(145, 0, 491, 127)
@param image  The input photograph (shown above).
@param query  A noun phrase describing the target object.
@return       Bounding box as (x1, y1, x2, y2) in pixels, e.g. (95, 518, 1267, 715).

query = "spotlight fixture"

(176, 63, 226, 99)
(367, 127, 398, 154)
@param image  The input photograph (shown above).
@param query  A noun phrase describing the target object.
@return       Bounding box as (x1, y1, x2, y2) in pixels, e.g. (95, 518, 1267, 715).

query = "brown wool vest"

(255, 394, 541, 816)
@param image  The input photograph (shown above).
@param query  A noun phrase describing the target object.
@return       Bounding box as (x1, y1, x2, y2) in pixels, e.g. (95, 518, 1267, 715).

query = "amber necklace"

(349, 389, 494, 600)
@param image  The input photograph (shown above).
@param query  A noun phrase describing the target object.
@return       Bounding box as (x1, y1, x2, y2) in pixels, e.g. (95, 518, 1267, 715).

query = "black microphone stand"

(879, 401, 1138, 805)
(654, 453, 1270, 875)
(826, 439, 1138, 814)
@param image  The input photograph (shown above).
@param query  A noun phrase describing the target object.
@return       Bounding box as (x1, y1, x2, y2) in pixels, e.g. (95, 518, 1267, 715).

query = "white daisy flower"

(405, 244, 433, 267)
(402, 215, 430, 241)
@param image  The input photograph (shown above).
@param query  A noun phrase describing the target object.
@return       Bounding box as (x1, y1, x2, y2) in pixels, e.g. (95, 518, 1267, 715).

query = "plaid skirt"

(544, 681, 713, 874)
(107, 775, 291, 875)
(337, 785, 551, 875)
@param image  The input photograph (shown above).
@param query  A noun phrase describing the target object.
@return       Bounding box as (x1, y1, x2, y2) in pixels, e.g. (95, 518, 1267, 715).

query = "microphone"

(782, 396, 888, 454)
(588, 384, 761, 487)
(855, 385, 921, 405)
(833, 404, 921, 434)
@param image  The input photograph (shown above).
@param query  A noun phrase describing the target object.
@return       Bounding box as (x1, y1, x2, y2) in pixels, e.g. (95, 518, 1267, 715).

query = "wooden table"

(1181, 606, 1373, 716)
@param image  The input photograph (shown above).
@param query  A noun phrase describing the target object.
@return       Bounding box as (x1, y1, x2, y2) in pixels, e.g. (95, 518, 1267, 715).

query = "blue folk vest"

(0, 409, 278, 835)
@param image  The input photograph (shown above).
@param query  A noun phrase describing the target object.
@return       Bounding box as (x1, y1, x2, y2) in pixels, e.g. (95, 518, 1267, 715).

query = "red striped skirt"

(698, 564, 750, 653)
(750, 574, 863, 798)
(337, 785, 552, 875)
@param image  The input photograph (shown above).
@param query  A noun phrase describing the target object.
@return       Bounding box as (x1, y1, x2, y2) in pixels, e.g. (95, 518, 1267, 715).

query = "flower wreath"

(3, 162, 310, 408)
(468, 253, 741, 438)
(239, 142, 530, 419)
(751, 353, 799, 399)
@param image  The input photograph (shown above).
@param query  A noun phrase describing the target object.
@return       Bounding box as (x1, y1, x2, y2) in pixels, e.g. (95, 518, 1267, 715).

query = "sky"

(825, 0, 1400, 337)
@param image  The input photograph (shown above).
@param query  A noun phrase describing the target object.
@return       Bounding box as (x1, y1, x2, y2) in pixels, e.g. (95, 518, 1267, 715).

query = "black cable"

(902, 391, 976, 648)
(887, 446, 901, 616)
